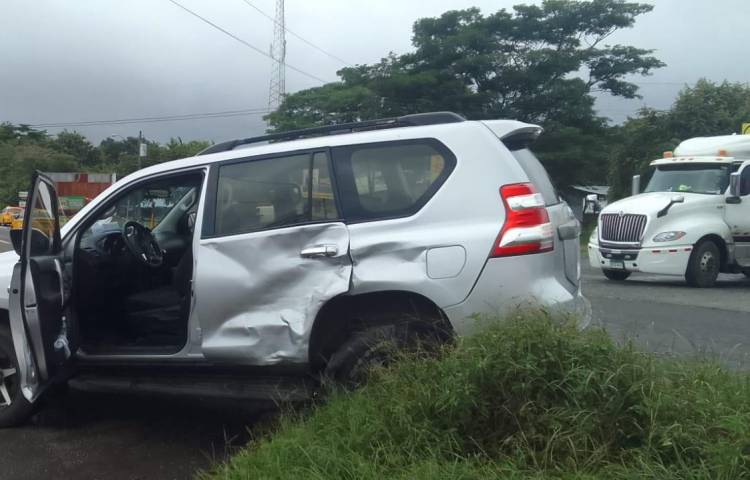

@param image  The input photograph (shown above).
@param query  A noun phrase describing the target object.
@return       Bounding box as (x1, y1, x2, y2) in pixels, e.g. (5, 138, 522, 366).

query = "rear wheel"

(324, 325, 407, 388)
(602, 269, 630, 281)
(324, 321, 447, 389)
(0, 325, 35, 428)
(685, 240, 720, 288)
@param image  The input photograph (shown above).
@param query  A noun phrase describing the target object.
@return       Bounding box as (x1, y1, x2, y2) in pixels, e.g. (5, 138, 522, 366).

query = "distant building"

(42, 172, 117, 215)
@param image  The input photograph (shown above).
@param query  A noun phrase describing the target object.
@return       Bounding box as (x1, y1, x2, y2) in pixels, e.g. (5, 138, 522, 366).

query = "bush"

(205, 312, 750, 479)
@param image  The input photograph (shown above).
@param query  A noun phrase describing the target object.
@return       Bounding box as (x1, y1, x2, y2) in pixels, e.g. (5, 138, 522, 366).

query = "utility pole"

(138, 130, 147, 170)
(267, 0, 286, 115)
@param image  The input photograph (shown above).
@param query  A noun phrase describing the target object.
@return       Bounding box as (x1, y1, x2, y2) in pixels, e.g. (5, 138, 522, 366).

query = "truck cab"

(589, 134, 750, 287)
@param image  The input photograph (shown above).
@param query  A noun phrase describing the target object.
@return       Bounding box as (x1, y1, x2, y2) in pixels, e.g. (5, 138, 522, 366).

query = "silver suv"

(0, 112, 589, 426)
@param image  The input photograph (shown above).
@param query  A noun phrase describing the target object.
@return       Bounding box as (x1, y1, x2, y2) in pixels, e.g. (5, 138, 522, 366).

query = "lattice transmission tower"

(267, 0, 286, 112)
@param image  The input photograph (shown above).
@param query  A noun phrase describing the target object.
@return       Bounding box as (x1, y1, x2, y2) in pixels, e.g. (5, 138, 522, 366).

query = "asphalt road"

(1, 229, 749, 479)
(584, 262, 750, 368)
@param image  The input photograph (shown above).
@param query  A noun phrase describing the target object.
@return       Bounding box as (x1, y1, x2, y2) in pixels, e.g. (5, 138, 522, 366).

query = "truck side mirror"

(583, 193, 600, 214)
(657, 195, 685, 218)
(631, 175, 641, 197)
(729, 172, 741, 197)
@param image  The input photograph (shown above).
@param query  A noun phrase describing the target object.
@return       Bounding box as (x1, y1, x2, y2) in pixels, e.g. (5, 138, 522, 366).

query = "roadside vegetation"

(0, 124, 209, 207)
(205, 313, 750, 480)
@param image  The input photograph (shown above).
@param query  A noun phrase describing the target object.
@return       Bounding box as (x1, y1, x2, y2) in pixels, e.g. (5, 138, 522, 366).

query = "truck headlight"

(653, 231, 686, 242)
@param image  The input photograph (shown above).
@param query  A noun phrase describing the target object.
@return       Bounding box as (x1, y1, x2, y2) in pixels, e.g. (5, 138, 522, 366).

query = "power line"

(631, 81, 687, 86)
(26, 107, 272, 128)
(239, 0, 353, 66)
(165, 0, 331, 84)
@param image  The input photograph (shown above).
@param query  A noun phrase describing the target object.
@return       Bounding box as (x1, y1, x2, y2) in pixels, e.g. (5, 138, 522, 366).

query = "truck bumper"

(588, 243, 691, 276)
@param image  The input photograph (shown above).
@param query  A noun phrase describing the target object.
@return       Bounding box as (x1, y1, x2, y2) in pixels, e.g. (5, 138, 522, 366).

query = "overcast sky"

(1, 0, 748, 145)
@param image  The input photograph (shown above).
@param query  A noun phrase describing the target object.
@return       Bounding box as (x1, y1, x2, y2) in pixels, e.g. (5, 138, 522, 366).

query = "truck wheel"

(602, 269, 630, 281)
(0, 325, 35, 428)
(685, 240, 720, 288)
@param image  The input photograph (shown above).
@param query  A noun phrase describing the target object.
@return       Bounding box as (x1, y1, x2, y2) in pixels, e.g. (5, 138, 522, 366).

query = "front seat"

(124, 242, 193, 314)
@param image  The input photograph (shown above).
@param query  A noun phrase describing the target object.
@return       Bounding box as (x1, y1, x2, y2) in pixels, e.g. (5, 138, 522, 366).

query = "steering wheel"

(122, 221, 164, 268)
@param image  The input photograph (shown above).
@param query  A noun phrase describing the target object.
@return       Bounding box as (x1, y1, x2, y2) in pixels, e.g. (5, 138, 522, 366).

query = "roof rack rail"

(197, 111, 466, 156)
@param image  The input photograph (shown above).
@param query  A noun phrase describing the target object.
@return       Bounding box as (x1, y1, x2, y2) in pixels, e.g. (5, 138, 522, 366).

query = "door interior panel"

(28, 256, 68, 375)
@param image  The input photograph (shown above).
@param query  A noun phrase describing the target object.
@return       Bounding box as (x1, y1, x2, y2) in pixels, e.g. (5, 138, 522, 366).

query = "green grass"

(204, 313, 750, 479)
(580, 217, 596, 255)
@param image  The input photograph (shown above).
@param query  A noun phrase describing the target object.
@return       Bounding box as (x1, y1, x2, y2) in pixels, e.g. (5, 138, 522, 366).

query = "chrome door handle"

(300, 244, 338, 258)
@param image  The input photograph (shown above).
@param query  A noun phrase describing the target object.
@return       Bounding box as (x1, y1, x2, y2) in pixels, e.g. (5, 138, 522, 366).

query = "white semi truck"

(588, 134, 750, 287)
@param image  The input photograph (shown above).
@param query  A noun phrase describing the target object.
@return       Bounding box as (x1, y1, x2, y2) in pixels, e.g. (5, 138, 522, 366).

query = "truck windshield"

(644, 164, 730, 195)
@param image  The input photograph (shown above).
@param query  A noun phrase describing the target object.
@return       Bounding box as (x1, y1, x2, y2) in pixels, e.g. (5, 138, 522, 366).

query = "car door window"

(332, 140, 456, 221)
(28, 181, 58, 256)
(510, 148, 560, 206)
(214, 151, 337, 236)
(82, 175, 201, 242)
(311, 152, 339, 221)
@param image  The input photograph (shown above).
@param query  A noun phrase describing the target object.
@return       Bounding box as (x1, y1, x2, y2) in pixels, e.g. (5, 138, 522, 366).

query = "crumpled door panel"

(194, 223, 351, 365)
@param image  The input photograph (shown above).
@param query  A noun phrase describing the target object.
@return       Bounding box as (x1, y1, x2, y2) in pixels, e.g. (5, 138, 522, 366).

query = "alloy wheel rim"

(0, 349, 17, 408)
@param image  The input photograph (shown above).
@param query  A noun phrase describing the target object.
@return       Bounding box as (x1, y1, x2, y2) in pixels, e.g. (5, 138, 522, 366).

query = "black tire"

(685, 240, 720, 288)
(602, 269, 631, 281)
(0, 325, 36, 428)
(742, 270, 750, 279)
(324, 325, 412, 388)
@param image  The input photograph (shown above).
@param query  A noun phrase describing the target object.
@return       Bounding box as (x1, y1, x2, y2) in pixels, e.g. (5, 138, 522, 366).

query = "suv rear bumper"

(443, 255, 591, 336)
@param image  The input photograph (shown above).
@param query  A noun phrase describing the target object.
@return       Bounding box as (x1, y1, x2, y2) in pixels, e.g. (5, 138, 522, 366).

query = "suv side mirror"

(729, 172, 741, 197)
(631, 175, 641, 196)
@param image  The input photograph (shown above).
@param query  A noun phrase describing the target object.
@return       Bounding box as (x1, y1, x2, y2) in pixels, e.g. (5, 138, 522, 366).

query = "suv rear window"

(510, 148, 560, 206)
(332, 139, 456, 221)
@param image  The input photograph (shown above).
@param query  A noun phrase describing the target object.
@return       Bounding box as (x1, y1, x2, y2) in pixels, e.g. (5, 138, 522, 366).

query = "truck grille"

(600, 214, 647, 243)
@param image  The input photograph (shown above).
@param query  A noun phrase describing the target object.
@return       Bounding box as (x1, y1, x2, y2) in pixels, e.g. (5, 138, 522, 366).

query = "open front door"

(8, 173, 72, 402)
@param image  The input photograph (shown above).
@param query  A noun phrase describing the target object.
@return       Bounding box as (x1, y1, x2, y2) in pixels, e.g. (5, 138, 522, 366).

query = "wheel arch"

(308, 290, 454, 373)
(695, 233, 729, 270)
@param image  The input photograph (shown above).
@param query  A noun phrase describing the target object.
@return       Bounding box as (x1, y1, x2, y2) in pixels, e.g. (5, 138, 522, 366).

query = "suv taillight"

(491, 183, 554, 257)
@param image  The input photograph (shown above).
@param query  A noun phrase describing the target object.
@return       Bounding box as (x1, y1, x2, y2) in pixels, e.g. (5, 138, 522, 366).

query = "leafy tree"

(266, 0, 664, 186)
(51, 130, 100, 167)
(0, 124, 212, 207)
(0, 143, 78, 206)
(668, 79, 750, 139)
(0, 123, 48, 144)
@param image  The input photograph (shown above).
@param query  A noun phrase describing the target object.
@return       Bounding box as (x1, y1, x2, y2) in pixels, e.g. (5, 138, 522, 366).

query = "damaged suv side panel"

(194, 149, 352, 365)
(195, 222, 352, 365)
